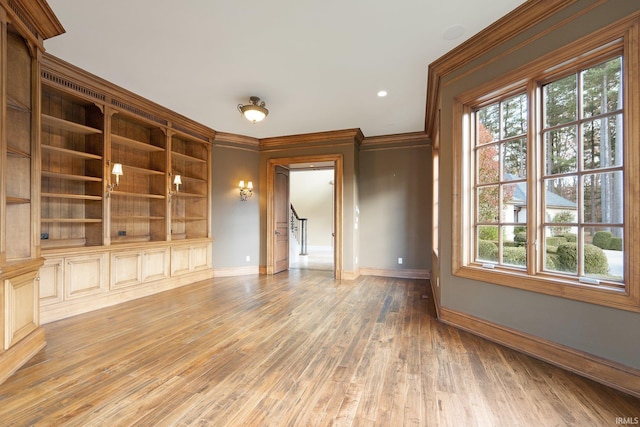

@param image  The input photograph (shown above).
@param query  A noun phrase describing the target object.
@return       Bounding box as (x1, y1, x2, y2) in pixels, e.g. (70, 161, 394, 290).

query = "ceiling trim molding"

(260, 128, 364, 150)
(213, 132, 260, 150)
(361, 131, 430, 151)
(424, 0, 579, 138)
(1, 0, 65, 42)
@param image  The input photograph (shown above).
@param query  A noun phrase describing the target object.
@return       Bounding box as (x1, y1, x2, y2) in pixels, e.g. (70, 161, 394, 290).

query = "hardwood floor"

(0, 270, 638, 426)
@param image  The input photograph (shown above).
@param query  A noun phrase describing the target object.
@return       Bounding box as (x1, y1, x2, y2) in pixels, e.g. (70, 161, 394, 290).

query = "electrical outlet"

(398, 257, 403, 265)
(246, 255, 250, 262)
(40, 233, 49, 240)
(118, 230, 126, 236)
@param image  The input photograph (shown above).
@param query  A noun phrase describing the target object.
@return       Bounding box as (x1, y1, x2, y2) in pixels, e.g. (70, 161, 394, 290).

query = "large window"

(454, 24, 640, 311)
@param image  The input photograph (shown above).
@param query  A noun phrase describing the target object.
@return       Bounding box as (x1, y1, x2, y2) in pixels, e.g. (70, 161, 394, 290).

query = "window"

(454, 21, 640, 311)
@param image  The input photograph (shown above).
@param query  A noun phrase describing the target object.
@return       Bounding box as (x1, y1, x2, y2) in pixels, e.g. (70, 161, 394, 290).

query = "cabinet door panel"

(171, 246, 191, 276)
(110, 252, 142, 289)
(4, 272, 38, 349)
(191, 243, 211, 272)
(39, 258, 64, 305)
(142, 248, 169, 282)
(65, 254, 106, 298)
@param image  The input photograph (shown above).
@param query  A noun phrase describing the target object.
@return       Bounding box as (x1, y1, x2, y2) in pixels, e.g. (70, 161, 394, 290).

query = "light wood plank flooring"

(1, 270, 638, 426)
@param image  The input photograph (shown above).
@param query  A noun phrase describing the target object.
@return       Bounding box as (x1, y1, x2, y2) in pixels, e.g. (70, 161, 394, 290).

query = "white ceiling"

(44, 0, 525, 139)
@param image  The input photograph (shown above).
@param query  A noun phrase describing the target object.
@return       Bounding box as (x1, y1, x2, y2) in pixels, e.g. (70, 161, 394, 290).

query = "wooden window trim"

(452, 17, 640, 312)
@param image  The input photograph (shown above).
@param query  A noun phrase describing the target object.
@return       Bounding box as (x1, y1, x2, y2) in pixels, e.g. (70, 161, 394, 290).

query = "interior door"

(274, 166, 290, 273)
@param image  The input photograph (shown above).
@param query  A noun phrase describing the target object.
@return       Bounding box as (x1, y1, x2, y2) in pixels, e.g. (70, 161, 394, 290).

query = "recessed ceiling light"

(377, 90, 388, 97)
(443, 25, 466, 41)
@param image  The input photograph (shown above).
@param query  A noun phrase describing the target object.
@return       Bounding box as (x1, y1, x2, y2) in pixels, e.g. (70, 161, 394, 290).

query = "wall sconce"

(239, 180, 253, 201)
(169, 174, 182, 203)
(106, 162, 123, 198)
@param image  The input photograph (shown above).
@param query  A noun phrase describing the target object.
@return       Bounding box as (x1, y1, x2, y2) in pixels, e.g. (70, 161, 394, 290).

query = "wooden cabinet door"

(274, 166, 290, 274)
(4, 272, 39, 350)
(64, 254, 107, 299)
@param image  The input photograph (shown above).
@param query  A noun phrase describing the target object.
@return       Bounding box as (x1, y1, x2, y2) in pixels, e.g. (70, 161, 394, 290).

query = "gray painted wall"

(437, 0, 640, 369)
(359, 146, 431, 271)
(211, 145, 260, 269)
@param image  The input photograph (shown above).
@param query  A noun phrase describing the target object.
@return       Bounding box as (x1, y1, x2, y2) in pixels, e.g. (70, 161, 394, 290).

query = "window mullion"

(528, 80, 538, 276)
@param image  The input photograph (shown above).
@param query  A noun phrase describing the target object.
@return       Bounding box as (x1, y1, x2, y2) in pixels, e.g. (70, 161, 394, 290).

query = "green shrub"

(546, 245, 558, 254)
(592, 231, 613, 249)
(503, 241, 518, 248)
(584, 244, 609, 274)
(545, 253, 559, 270)
(514, 226, 526, 235)
(608, 237, 623, 251)
(557, 243, 578, 273)
(562, 233, 577, 243)
(546, 236, 567, 248)
(478, 240, 498, 261)
(551, 211, 574, 235)
(514, 232, 527, 246)
(502, 247, 526, 266)
(479, 226, 498, 241)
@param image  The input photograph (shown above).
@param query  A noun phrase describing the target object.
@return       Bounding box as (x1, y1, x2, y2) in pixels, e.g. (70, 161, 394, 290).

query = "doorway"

(266, 155, 343, 279)
(289, 166, 335, 271)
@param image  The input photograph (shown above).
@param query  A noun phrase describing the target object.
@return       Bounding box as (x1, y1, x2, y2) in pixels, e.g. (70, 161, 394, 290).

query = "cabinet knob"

(36, 277, 40, 281)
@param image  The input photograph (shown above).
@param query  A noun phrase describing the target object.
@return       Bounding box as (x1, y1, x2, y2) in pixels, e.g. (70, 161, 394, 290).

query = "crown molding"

(424, 0, 578, 138)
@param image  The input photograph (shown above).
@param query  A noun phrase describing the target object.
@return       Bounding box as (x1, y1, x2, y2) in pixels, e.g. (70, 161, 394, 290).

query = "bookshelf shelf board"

(110, 191, 165, 199)
(42, 171, 102, 182)
(172, 151, 206, 163)
(121, 165, 165, 176)
(42, 144, 103, 160)
(6, 197, 30, 204)
(41, 218, 103, 223)
(41, 193, 103, 201)
(42, 114, 103, 135)
(112, 134, 165, 152)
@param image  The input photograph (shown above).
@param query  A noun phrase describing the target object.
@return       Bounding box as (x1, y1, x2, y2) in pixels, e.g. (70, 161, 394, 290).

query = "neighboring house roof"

(507, 177, 576, 209)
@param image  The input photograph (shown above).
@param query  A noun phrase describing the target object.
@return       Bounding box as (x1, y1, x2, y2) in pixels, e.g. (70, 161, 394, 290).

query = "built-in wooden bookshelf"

(170, 132, 210, 240)
(1, 1, 64, 386)
(40, 85, 104, 250)
(5, 30, 34, 262)
(110, 113, 167, 243)
(36, 53, 213, 324)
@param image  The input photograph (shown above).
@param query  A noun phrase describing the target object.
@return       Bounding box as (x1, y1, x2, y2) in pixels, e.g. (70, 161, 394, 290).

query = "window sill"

(453, 264, 640, 313)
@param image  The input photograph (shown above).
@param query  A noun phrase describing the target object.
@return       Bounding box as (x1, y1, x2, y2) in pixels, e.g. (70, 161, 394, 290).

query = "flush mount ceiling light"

(238, 96, 269, 123)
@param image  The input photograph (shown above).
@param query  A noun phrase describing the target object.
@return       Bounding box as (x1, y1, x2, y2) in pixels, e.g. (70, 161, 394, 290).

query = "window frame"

(452, 17, 640, 312)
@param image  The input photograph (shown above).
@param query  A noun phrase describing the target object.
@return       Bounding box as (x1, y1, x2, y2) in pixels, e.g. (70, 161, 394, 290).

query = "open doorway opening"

(266, 154, 343, 278)
(289, 165, 335, 271)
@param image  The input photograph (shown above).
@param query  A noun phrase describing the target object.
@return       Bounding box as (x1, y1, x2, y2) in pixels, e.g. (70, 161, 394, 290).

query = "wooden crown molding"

(424, 0, 578, 138)
(42, 53, 215, 143)
(1, 0, 64, 41)
(361, 131, 430, 151)
(213, 132, 260, 150)
(260, 128, 364, 150)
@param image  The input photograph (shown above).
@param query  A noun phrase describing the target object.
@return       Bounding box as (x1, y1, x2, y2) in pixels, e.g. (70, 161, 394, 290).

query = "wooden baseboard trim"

(341, 269, 360, 280)
(360, 268, 430, 280)
(0, 327, 46, 386)
(439, 307, 640, 398)
(213, 266, 259, 277)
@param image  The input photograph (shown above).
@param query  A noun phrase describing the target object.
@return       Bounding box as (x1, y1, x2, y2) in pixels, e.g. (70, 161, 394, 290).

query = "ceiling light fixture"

(238, 96, 269, 123)
(377, 90, 388, 97)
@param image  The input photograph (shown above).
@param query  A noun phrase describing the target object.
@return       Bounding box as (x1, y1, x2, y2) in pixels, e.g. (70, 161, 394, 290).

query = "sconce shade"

(239, 180, 254, 201)
(112, 163, 123, 176)
(238, 96, 269, 123)
(173, 175, 182, 186)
